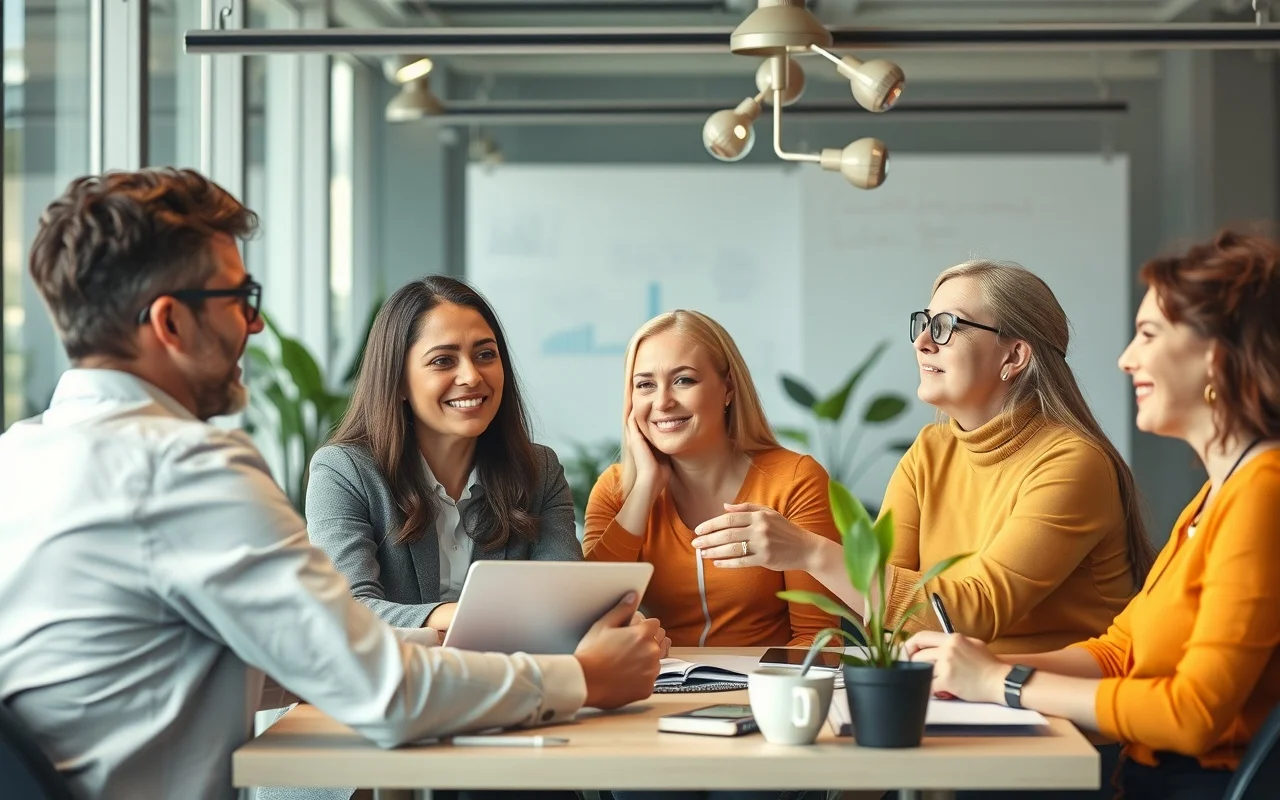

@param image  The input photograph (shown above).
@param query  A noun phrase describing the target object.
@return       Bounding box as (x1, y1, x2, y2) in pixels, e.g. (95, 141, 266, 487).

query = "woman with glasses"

(693, 261, 1154, 658)
(907, 231, 1280, 800)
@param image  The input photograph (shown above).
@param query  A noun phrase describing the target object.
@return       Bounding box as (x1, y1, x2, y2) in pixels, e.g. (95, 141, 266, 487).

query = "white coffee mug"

(747, 667, 835, 745)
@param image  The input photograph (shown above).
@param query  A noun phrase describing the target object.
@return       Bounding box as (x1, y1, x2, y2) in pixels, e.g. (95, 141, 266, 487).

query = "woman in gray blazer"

(308, 274, 583, 639)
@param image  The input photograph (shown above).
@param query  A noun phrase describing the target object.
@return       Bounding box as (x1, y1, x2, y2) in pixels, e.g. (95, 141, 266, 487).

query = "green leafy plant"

(245, 302, 380, 512)
(561, 439, 621, 527)
(775, 340, 913, 489)
(779, 480, 970, 668)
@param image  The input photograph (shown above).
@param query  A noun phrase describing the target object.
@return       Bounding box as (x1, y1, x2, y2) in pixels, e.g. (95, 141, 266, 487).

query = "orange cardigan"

(584, 448, 842, 648)
(1073, 449, 1280, 770)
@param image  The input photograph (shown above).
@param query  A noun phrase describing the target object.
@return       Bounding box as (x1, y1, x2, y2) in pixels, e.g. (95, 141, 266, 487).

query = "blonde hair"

(935, 260, 1156, 587)
(619, 310, 779, 496)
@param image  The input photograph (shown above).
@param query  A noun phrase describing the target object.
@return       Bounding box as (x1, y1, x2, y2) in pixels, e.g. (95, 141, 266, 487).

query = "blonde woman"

(584, 310, 843, 648)
(693, 261, 1155, 655)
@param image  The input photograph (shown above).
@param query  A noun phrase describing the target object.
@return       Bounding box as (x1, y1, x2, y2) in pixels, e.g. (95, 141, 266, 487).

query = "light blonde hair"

(619, 310, 779, 496)
(935, 260, 1156, 587)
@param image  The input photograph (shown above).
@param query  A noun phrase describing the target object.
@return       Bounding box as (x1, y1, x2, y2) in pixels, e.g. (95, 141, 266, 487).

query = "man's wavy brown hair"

(29, 168, 258, 361)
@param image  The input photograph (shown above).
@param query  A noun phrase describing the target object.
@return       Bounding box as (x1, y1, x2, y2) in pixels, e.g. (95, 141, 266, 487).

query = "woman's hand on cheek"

(626, 408, 670, 498)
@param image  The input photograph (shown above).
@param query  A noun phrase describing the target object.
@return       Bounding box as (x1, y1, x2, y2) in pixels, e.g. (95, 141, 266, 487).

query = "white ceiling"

(360, 0, 1207, 26)
(5, 0, 1222, 87)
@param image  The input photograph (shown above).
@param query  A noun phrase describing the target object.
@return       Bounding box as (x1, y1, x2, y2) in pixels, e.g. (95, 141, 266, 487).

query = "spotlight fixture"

(384, 55, 445, 122)
(702, 93, 764, 162)
(704, 0, 903, 188)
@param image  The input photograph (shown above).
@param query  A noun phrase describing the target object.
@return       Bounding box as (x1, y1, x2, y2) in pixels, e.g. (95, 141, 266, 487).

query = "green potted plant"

(775, 340, 914, 513)
(244, 301, 381, 512)
(560, 439, 621, 532)
(779, 480, 970, 748)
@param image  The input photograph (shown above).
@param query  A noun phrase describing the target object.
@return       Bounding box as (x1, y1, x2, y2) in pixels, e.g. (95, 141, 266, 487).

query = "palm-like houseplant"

(780, 480, 970, 747)
(245, 302, 380, 512)
(775, 341, 913, 509)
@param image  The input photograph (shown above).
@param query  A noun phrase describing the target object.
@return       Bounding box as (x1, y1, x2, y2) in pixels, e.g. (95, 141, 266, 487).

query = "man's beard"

(192, 327, 250, 421)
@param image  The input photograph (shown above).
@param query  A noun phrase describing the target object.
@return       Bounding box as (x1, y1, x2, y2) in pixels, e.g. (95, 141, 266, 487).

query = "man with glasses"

(0, 169, 662, 800)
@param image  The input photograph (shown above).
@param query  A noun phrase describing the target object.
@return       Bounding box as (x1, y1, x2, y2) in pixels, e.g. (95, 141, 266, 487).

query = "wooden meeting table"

(236, 647, 1099, 800)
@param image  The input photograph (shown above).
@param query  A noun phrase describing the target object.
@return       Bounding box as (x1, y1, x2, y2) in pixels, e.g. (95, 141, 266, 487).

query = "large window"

(3, 0, 91, 428)
(148, 0, 202, 169)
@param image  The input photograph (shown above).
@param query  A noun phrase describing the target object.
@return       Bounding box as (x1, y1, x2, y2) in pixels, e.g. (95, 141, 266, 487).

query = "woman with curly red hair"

(906, 229, 1280, 799)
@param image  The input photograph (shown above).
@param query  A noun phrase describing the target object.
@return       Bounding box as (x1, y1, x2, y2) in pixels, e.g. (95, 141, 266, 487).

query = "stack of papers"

(827, 691, 1050, 737)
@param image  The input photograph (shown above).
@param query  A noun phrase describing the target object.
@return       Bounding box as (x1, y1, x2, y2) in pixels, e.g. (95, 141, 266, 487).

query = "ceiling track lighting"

(377, 98, 1127, 126)
(703, 1, 902, 189)
(184, 23, 1280, 56)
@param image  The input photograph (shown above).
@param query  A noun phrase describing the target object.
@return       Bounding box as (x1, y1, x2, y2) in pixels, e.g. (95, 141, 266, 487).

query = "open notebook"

(655, 655, 756, 693)
(827, 691, 1051, 737)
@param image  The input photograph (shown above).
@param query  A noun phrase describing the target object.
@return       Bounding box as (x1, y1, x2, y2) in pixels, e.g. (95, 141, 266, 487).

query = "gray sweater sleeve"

(305, 446, 439, 628)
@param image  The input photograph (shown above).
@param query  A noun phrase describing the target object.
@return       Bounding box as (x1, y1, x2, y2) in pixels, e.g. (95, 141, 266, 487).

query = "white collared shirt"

(420, 456, 479, 601)
(0, 369, 586, 800)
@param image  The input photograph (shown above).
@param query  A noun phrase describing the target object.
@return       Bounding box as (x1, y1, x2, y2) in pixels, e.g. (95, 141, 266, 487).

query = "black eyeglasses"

(910, 310, 1000, 346)
(136, 280, 263, 325)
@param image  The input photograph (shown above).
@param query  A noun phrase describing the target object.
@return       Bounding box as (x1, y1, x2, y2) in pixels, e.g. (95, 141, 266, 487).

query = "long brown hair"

(935, 261, 1157, 588)
(329, 276, 540, 550)
(1139, 230, 1280, 449)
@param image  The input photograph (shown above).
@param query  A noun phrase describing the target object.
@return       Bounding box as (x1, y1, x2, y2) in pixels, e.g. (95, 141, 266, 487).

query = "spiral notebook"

(826, 691, 1050, 737)
(654, 655, 754, 693)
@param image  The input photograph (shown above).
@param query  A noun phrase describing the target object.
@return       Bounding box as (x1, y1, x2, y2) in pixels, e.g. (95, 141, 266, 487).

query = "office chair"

(0, 700, 75, 800)
(1223, 703, 1280, 800)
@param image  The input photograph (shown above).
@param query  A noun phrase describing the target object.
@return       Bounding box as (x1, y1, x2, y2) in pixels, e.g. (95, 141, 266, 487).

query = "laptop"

(441, 561, 655, 654)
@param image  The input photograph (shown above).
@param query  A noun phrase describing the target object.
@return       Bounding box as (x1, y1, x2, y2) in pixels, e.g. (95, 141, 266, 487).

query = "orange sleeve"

(781, 455, 844, 647)
(1071, 594, 1136, 678)
(880, 437, 922, 571)
(582, 465, 644, 562)
(1092, 476, 1280, 754)
(885, 441, 1121, 640)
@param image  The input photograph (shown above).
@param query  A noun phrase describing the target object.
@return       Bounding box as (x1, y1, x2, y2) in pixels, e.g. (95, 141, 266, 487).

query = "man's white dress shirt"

(0, 369, 586, 800)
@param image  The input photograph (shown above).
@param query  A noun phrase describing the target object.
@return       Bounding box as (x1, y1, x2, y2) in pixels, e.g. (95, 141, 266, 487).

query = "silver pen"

(451, 735, 569, 747)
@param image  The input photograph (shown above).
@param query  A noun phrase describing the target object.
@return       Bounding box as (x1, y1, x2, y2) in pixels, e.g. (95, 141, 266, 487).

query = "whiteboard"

(466, 156, 1129, 504)
(467, 164, 807, 457)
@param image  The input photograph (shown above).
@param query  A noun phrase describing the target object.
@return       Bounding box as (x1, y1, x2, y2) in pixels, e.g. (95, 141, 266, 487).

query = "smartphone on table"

(657, 704, 758, 737)
(758, 647, 842, 670)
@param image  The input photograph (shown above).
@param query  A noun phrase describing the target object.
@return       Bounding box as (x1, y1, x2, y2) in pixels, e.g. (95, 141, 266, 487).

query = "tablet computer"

(441, 561, 655, 654)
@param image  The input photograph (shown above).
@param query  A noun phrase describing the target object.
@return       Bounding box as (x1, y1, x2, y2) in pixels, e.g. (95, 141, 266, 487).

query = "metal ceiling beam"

(185, 23, 1280, 55)
(399, 97, 1129, 125)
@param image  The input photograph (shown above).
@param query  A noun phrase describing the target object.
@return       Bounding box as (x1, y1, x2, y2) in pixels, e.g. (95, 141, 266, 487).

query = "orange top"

(880, 404, 1137, 654)
(1073, 449, 1280, 770)
(584, 448, 842, 648)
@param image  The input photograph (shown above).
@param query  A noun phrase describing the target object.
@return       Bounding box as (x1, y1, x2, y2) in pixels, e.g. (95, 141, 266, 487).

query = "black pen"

(930, 592, 955, 634)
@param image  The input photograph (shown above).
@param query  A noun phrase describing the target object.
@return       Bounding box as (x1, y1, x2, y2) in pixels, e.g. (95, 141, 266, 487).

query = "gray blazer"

(305, 442, 583, 629)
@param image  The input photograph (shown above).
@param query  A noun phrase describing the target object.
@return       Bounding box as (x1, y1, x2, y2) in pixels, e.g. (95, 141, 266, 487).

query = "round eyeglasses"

(909, 310, 1000, 346)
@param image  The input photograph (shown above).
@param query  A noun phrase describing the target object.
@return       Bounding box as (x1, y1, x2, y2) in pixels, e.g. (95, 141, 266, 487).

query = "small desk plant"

(779, 480, 969, 748)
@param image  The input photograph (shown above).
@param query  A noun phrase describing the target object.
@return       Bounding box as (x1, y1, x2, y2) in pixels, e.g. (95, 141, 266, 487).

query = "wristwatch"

(1003, 664, 1037, 709)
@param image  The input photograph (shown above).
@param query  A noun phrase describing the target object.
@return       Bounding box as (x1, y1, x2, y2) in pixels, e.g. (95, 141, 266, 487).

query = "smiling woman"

(584, 309, 844, 649)
(303, 276, 584, 637)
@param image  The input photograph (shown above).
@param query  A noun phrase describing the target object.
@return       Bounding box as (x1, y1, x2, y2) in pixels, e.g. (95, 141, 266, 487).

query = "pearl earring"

(1000, 367, 1011, 382)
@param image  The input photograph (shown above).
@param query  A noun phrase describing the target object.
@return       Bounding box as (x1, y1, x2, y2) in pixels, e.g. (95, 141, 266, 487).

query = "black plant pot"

(842, 661, 933, 748)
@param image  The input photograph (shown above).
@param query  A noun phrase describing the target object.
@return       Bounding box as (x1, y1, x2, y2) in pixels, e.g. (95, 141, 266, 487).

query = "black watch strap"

(1003, 664, 1036, 709)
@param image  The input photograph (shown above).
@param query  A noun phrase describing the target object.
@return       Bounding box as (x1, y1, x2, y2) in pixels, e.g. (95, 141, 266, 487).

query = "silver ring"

(740, 540, 749, 557)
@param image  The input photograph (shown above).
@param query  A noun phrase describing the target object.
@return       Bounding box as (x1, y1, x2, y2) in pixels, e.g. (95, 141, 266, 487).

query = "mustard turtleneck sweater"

(879, 404, 1137, 654)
